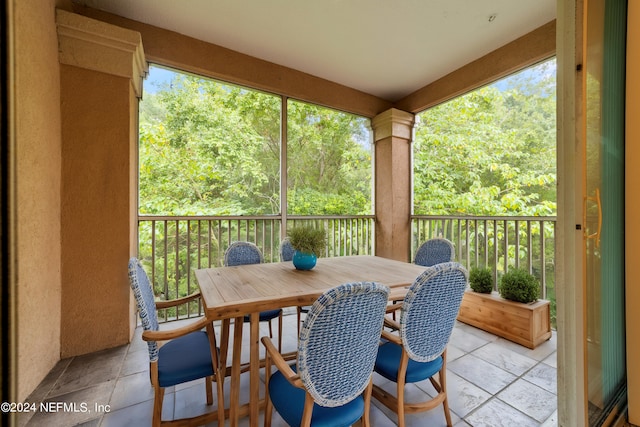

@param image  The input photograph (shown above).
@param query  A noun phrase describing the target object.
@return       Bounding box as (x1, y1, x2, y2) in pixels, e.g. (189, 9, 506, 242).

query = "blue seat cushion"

(374, 341, 443, 384)
(269, 365, 364, 427)
(243, 308, 282, 323)
(157, 330, 215, 388)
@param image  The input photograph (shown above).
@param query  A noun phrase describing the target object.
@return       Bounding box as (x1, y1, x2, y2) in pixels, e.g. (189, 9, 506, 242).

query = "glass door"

(583, 0, 627, 424)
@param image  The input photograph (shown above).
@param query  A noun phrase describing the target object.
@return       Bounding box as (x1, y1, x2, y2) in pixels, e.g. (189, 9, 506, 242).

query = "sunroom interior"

(8, 0, 640, 426)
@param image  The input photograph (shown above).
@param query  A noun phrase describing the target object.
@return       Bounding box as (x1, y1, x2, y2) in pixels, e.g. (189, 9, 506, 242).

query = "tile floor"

(20, 312, 557, 427)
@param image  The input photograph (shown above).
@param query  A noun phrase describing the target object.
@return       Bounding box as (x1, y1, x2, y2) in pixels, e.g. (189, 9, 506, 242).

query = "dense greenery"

(414, 60, 556, 216)
(139, 70, 372, 216)
(287, 100, 372, 215)
(138, 62, 557, 320)
(140, 61, 556, 218)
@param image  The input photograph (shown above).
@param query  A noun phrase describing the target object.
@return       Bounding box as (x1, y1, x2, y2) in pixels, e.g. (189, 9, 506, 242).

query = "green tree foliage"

(140, 73, 281, 215)
(139, 70, 372, 216)
(413, 60, 556, 216)
(287, 100, 372, 215)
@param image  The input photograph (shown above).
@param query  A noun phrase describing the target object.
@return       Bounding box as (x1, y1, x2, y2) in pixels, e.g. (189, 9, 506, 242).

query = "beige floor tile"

(471, 341, 538, 376)
(27, 381, 114, 427)
(497, 378, 557, 423)
(523, 363, 557, 395)
(442, 371, 492, 418)
(449, 327, 491, 353)
(47, 345, 127, 398)
(109, 371, 155, 411)
(448, 354, 517, 394)
(465, 397, 540, 427)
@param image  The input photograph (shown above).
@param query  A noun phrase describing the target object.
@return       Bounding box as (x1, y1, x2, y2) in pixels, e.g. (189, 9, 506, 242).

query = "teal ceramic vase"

(292, 251, 317, 270)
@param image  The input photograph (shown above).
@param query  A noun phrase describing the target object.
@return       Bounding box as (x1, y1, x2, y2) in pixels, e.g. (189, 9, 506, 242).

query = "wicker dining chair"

(224, 241, 283, 351)
(391, 237, 456, 320)
(373, 262, 468, 427)
(128, 258, 224, 427)
(280, 238, 295, 262)
(414, 237, 455, 267)
(262, 282, 390, 427)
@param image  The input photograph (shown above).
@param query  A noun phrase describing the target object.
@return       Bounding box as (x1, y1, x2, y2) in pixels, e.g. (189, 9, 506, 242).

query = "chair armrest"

(383, 317, 400, 331)
(261, 336, 304, 389)
(385, 302, 403, 313)
(142, 316, 210, 342)
(380, 329, 402, 345)
(155, 291, 201, 309)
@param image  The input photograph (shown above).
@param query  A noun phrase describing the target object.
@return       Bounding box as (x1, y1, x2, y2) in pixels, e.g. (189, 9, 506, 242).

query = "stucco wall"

(59, 65, 133, 357)
(15, 0, 63, 401)
(56, 9, 145, 357)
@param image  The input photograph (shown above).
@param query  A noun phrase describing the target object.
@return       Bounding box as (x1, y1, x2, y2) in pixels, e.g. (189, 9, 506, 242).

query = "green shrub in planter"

(498, 268, 539, 303)
(469, 267, 493, 293)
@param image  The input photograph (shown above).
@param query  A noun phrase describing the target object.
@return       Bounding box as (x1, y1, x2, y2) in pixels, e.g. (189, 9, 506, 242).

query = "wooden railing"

(412, 215, 557, 325)
(138, 214, 556, 324)
(137, 215, 375, 321)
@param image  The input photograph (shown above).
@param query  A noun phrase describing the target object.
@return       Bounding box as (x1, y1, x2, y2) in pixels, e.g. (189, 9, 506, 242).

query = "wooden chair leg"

(205, 375, 213, 405)
(301, 393, 314, 427)
(220, 319, 230, 376)
(278, 312, 283, 352)
(443, 395, 453, 427)
(439, 367, 452, 427)
(152, 385, 164, 427)
(396, 380, 406, 427)
(205, 321, 225, 426)
(396, 351, 409, 427)
(297, 307, 302, 337)
(268, 319, 274, 339)
(264, 351, 273, 427)
(216, 374, 225, 426)
(361, 380, 373, 427)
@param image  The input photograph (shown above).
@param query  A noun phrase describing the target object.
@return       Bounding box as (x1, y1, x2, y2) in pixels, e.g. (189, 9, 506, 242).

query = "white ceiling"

(74, 0, 556, 102)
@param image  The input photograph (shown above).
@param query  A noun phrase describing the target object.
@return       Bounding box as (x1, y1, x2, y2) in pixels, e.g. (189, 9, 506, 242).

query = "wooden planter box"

(457, 291, 551, 349)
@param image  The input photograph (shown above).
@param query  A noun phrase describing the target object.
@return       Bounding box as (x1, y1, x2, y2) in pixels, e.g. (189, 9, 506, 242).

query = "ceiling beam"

(394, 20, 556, 114)
(70, 5, 393, 118)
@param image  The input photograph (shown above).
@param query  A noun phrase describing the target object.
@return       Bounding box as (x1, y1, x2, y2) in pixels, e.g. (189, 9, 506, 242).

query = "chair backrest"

(297, 282, 390, 407)
(399, 262, 467, 363)
(280, 238, 295, 262)
(414, 238, 455, 267)
(128, 257, 160, 362)
(224, 241, 264, 266)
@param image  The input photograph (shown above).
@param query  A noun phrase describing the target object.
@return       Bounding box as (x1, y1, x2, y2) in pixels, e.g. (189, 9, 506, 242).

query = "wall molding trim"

(56, 9, 147, 97)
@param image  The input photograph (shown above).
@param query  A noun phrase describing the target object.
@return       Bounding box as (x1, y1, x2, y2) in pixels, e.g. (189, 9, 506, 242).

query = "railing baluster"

(174, 220, 180, 317)
(207, 220, 212, 268)
(493, 220, 499, 288)
(473, 219, 478, 268)
(151, 220, 156, 293)
(408, 215, 555, 299)
(541, 220, 547, 299)
(514, 220, 520, 270)
(139, 214, 553, 324)
(483, 219, 489, 270)
(163, 221, 169, 319)
(503, 220, 508, 274)
(527, 220, 533, 273)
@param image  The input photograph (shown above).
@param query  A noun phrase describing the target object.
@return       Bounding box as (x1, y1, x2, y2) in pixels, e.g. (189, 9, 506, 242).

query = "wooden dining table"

(194, 255, 427, 427)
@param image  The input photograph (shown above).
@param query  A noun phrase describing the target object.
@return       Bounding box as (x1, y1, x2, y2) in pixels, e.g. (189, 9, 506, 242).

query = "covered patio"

(7, 1, 640, 426)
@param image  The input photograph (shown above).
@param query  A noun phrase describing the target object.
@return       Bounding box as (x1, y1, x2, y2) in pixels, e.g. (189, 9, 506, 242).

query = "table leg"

(219, 319, 230, 375)
(229, 316, 244, 427)
(250, 312, 260, 427)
